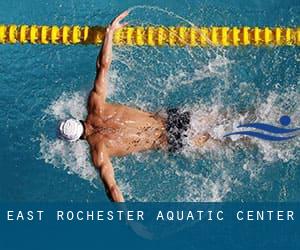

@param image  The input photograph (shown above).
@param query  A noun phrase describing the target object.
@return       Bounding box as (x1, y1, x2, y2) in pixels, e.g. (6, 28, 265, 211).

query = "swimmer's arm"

(92, 144, 125, 202)
(94, 11, 129, 99)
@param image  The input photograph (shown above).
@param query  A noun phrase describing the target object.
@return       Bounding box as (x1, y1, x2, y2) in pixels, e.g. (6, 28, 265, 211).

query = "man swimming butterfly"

(58, 11, 210, 202)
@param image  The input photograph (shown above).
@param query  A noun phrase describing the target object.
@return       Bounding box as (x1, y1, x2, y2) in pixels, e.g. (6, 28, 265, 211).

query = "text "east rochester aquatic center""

(3, 209, 295, 222)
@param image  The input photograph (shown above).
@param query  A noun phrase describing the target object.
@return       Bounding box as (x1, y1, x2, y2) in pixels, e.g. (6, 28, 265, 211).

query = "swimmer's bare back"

(81, 11, 168, 202)
(86, 102, 168, 156)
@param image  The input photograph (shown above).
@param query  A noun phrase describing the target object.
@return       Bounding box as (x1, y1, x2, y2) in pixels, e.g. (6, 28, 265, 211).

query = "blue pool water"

(0, 0, 299, 202)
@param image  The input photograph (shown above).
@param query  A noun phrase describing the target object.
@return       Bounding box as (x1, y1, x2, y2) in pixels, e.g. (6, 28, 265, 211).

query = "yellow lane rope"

(0, 25, 299, 46)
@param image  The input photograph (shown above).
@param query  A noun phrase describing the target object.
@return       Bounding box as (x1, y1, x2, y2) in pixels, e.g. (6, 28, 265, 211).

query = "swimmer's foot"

(193, 133, 210, 147)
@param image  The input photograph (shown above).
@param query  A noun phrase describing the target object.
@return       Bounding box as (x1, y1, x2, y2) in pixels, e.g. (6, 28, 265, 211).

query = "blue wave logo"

(224, 116, 300, 141)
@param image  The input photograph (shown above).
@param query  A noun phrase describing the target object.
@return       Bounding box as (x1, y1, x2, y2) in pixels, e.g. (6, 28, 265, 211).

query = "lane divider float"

(0, 25, 299, 46)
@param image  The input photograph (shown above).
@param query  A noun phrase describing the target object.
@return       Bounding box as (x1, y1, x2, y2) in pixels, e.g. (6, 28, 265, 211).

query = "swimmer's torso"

(85, 92, 167, 156)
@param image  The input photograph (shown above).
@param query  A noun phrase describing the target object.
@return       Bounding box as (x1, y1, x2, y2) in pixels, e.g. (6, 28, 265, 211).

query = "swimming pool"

(0, 0, 299, 202)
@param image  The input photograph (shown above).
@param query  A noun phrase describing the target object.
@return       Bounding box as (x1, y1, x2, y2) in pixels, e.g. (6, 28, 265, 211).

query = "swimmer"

(58, 11, 211, 202)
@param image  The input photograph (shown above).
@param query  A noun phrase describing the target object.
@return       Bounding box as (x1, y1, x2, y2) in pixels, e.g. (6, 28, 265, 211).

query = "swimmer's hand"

(107, 10, 129, 33)
(94, 10, 129, 101)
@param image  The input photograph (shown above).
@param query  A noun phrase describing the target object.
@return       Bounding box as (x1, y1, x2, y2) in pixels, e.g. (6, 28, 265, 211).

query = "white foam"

(45, 91, 87, 120)
(180, 89, 300, 163)
(253, 90, 300, 162)
(39, 134, 97, 183)
(39, 92, 98, 185)
(175, 164, 233, 202)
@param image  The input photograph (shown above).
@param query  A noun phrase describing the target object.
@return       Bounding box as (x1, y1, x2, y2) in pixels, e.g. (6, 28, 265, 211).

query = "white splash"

(39, 134, 97, 182)
(45, 91, 87, 120)
(175, 161, 235, 202)
(38, 89, 300, 202)
(39, 92, 98, 184)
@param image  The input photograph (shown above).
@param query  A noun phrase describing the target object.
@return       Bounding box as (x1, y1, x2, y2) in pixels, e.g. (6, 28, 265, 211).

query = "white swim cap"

(58, 118, 84, 142)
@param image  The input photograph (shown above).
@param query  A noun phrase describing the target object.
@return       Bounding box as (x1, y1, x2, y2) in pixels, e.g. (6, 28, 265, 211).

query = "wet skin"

(79, 11, 162, 203)
(80, 11, 209, 202)
(84, 95, 168, 157)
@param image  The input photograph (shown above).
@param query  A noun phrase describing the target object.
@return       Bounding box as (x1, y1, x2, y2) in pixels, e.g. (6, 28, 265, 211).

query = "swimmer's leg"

(192, 132, 211, 147)
(190, 115, 216, 147)
(189, 107, 259, 149)
(192, 133, 254, 148)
